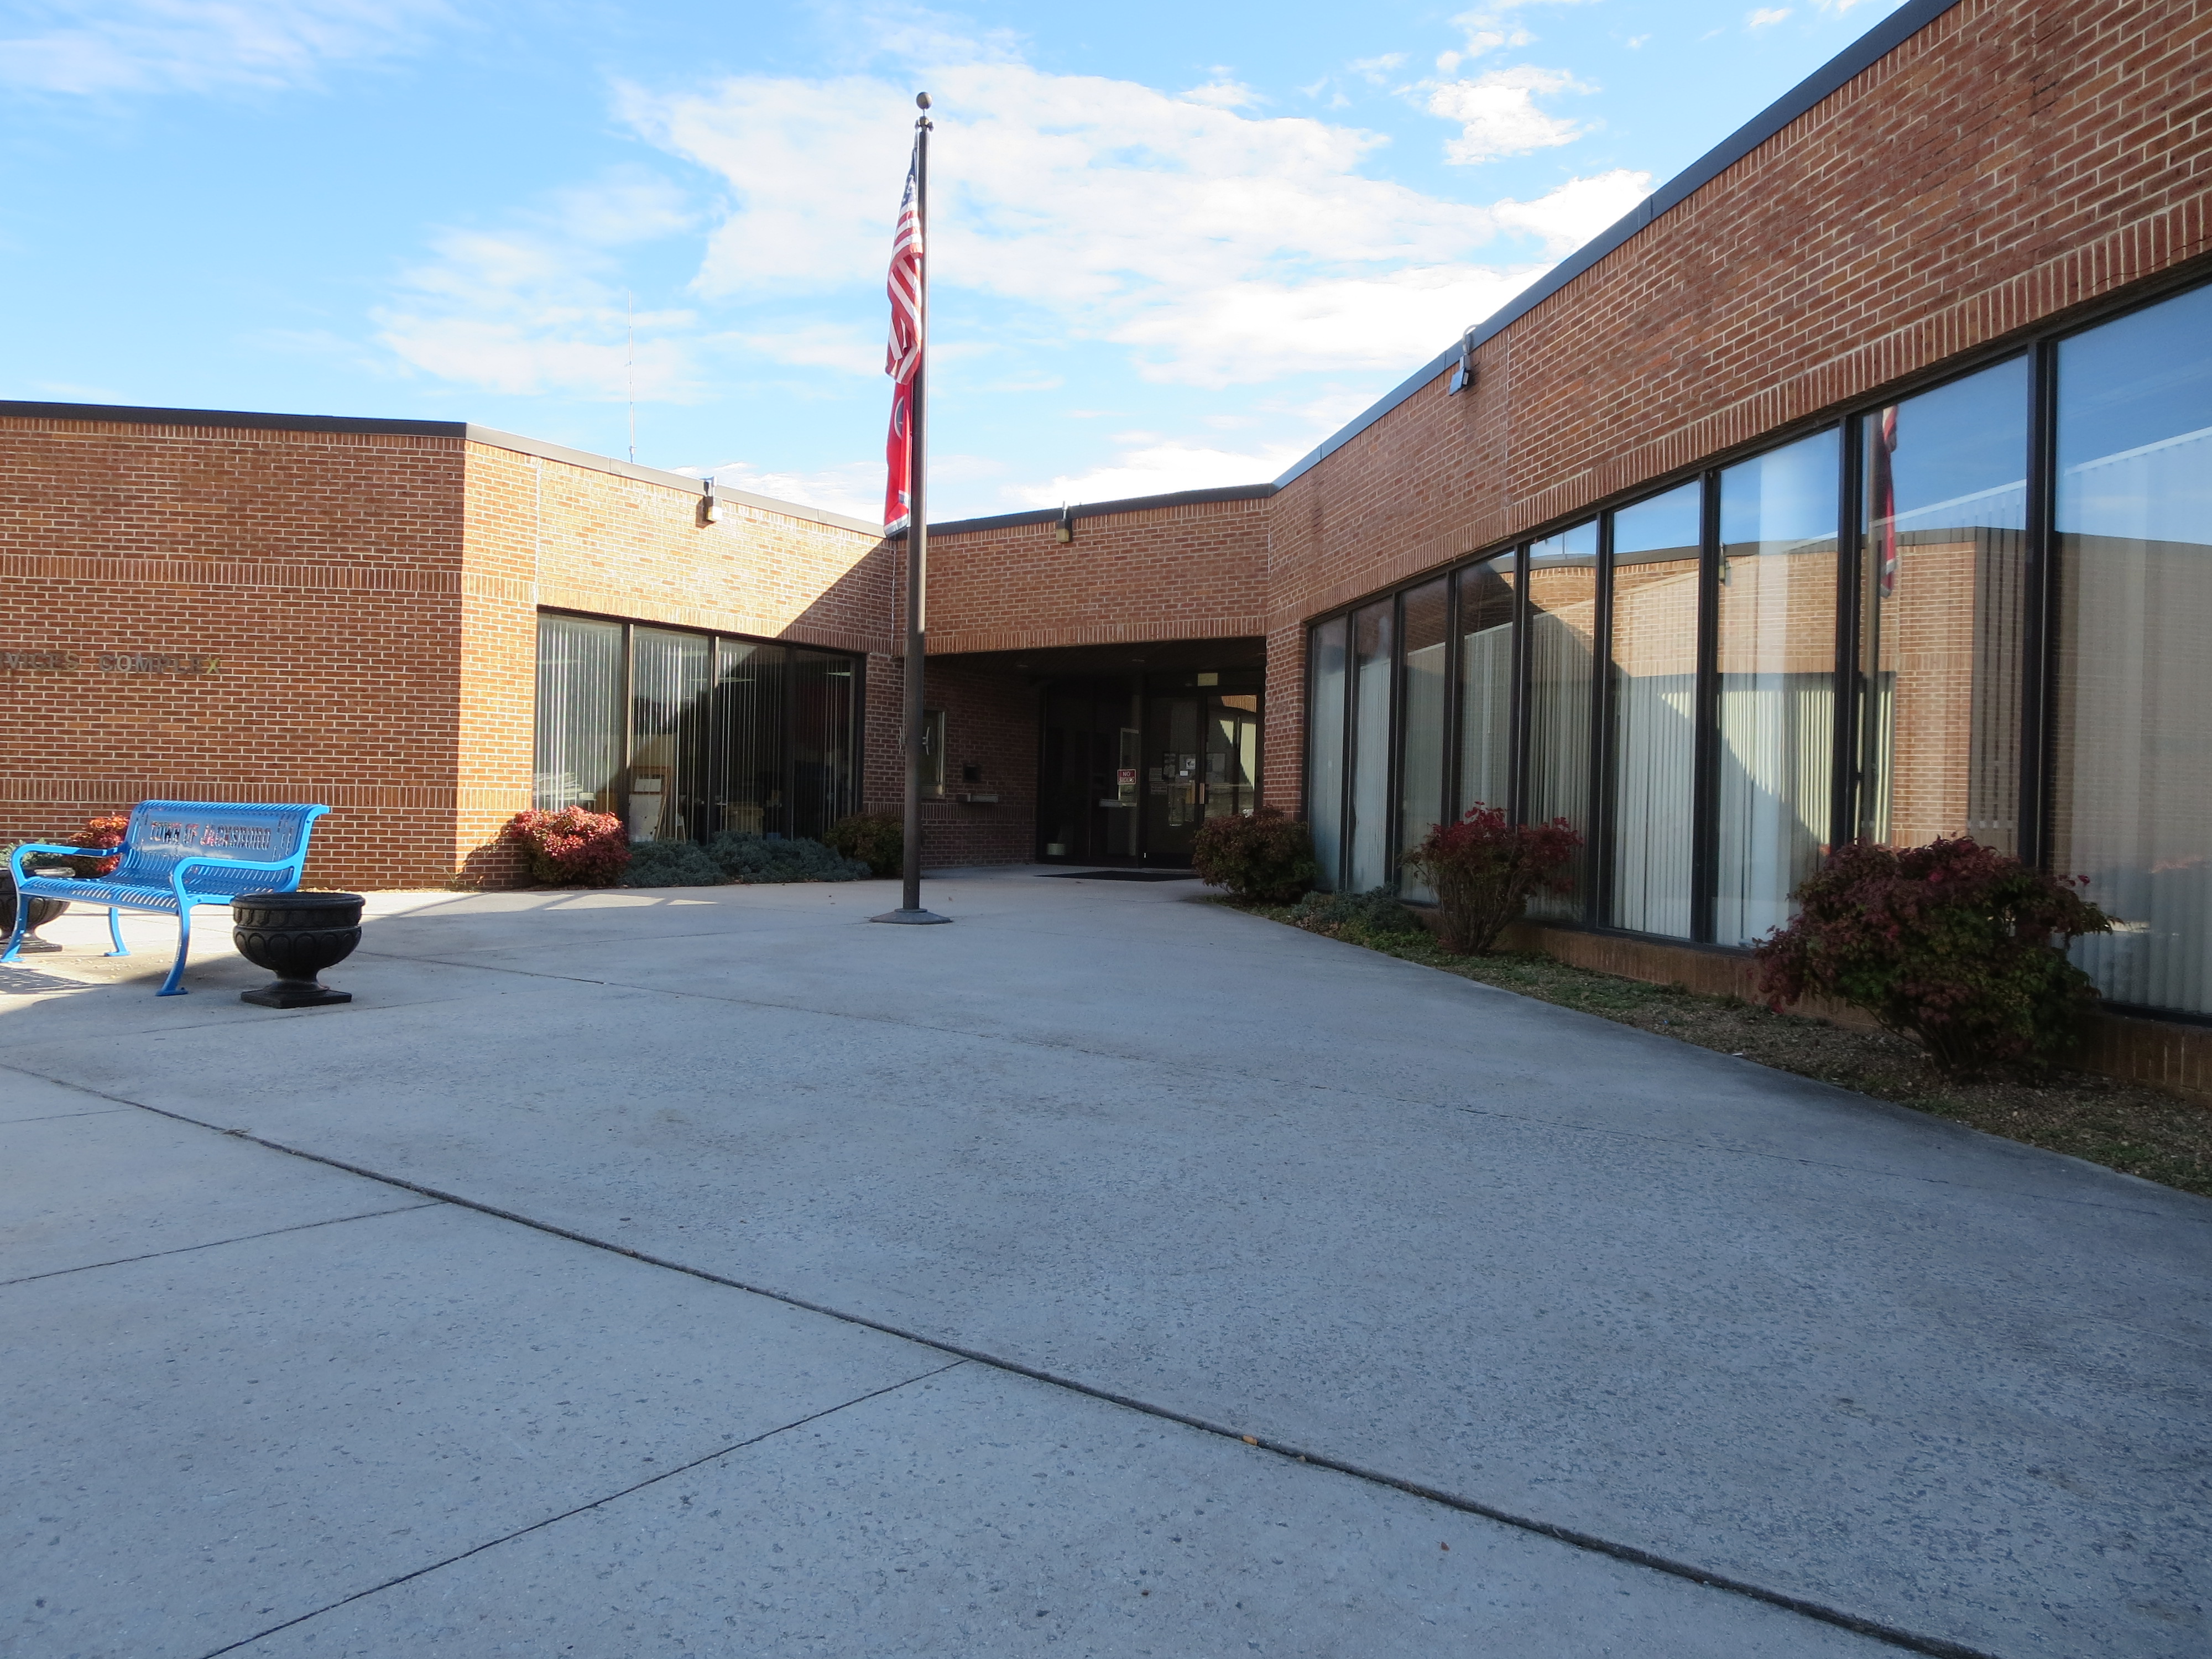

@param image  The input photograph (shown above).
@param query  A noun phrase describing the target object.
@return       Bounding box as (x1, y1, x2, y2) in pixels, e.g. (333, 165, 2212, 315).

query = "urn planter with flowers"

(0, 863, 70, 953)
(231, 891, 362, 1008)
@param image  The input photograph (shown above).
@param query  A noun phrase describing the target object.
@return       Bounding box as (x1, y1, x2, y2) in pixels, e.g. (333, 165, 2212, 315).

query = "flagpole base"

(870, 907, 953, 925)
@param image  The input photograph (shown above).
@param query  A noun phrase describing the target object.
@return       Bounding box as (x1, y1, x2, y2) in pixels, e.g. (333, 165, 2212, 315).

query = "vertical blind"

(533, 614, 859, 845)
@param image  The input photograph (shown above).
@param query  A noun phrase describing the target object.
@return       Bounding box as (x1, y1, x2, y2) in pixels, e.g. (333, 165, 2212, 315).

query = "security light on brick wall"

(698, 477, 723, 526)
(1447, 327, 1479, 395)
(1055, 503, 1075, 543)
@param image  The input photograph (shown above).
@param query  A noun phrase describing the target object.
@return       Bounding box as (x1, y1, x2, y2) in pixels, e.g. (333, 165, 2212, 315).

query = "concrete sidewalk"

(3, 869, 2206, 1657)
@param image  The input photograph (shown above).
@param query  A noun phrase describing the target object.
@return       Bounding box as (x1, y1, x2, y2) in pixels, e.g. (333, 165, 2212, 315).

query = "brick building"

(5, 0, 2211, 1072)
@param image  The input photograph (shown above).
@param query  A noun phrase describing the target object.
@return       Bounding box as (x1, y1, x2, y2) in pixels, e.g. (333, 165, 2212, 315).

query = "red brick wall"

(0, 415, 468, 888)
(925, 497, 1269, 655)
(1261, 0, 2212, 815)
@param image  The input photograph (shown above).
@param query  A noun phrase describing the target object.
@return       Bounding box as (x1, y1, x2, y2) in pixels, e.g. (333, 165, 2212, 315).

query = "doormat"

(1037, 869, 1198, 881)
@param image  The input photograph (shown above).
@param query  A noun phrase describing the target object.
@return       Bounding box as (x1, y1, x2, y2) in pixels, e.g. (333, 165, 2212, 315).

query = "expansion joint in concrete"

(3, 1058, 2007, 1659)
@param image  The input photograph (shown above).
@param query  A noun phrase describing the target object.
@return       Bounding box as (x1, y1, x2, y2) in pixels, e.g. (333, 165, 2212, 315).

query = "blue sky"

(1, 0, 1907, 521)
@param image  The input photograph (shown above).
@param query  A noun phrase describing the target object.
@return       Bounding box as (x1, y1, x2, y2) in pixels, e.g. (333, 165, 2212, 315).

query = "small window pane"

(1307, 618, 1349, 889)
(1715, 430, 1839, 945)
(1859, 357, 2029, 852)
(1457, 554, 1517, 818)
(1399, 578, 1449, 899)
(2053, 281, 2212, 1015)
(1348, 600, 1396, 893)
(1608, 481, 1702, 937)
(534, 614, 624, 812)
(1525, 523, 1598, 919)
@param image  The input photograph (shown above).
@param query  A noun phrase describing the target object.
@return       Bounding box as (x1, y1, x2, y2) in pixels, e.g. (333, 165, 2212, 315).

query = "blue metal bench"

(3, 801, 330, 996)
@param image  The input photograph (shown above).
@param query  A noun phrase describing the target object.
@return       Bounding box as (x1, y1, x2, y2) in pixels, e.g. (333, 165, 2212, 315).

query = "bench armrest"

(9, 842, 96, 881)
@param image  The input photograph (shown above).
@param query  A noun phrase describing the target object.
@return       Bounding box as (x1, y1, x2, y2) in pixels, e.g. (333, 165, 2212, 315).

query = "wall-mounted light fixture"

(698, 476, 723, 526)
(1447, 327, 1480, 395)
(1055, 503, 1075, 544)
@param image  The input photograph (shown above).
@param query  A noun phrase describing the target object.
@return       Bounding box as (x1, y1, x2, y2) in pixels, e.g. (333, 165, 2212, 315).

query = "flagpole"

(875, 91, 951, 925)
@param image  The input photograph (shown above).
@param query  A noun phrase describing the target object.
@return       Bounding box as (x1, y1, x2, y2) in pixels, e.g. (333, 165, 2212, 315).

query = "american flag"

(883, 140, 924, 530)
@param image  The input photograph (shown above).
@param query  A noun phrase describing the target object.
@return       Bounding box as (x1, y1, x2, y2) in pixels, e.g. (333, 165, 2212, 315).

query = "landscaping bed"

(1235, 899, 2212, 1200)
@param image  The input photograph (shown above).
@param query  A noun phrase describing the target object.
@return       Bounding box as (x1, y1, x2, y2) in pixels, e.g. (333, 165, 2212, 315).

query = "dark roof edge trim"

(928, 482, 1277, 537)
(1269, 0, 1968, 493)
(0, 399, 468, 437)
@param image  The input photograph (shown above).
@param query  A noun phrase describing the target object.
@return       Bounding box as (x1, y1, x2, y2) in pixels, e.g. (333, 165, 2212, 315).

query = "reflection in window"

(2054, 283, 2212, 1015)
(1399, 579, 1449, 899)
(629, 628, 713, 843)
(534, 614, 624, 812)
(1525, 523, 1598, 918)
(1348, 600, 1396, 892)
(1307, 617, 1348, 889)
(1457, 555, 1517, 820)
(1859, 358, 2028, 852)
(1715, 430, 1838, 945)
(1608, 481, 1702, 937)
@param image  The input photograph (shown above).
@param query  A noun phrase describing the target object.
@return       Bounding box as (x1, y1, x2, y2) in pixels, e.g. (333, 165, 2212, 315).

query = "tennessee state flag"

(883, 142, 923, 531)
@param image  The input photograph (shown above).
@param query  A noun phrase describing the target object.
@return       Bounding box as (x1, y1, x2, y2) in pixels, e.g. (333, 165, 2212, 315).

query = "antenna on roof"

(625, 291, 637, 463)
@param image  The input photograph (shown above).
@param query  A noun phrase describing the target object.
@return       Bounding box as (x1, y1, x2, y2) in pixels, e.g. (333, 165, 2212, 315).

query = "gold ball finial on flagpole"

(916, 91, 931, 109)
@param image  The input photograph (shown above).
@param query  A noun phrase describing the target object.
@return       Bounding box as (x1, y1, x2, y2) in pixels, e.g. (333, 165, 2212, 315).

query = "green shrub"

(501, 807, 630, 886)
(825, 810, 902, 877)
(621, 839, 725, 888)
(1401, 804, 1580, 955)
(1190, 807, 1320, 903)
(1290, 887, 1425, 943)
(706, 831, 869, 884)
(1755, 836, 2112, 1077)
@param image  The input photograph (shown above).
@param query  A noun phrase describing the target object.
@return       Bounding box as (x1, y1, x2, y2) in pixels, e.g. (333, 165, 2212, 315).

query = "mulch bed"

(1231, 900, 2212, 1200)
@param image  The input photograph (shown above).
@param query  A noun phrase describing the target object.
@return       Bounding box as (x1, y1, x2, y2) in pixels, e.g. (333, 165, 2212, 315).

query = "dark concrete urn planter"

(232, 891, 362, 1008)
(1, 864, 71, 953)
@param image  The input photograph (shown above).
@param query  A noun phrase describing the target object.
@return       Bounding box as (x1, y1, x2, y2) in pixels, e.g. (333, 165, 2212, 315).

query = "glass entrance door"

(1040, 673, 1262, 865)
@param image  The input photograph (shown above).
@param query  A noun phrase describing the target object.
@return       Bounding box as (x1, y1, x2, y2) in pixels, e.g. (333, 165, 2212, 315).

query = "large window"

(1302, 274, 2212, 1021)
(1607, 481, 1702, 938)
(1714, 430, 1839, 946)
(2053, 283, 2212, 1016)
(1347, 601, 1395, 891)
(1399, 578, 1449, 899)
(533, 614, 860, 844)
(1524, 524, 1597, 918)
(1457, 554, 1517, 818)
(1306, 617, 1349, 885)
(1857, 358, 2029, 853)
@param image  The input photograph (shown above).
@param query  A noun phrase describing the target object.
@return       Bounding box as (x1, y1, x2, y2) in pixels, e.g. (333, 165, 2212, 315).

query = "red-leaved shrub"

(501, 808, 629, 886)
(1190, 806, 1320, 904)
(54, 812, 129, 879)
(1755, 836, 2111, 1077)
(1401, 805, 1581, 955)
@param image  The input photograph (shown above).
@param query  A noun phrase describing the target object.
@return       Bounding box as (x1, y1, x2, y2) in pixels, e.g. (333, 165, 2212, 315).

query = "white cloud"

(680, 458, 886, 520)
(1426, 65, 1593, 164)
(374, 171, 709, 400)
(1347, 52, 1406, 84)
(1005, 436, 1310, 508)
(1493, 167, 1651, 253)
(1746, 7, 1793, 28)
(0, 0, 448, 95)
(618, 55, 1636, 388)
(1180, 78, 1261, 109)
